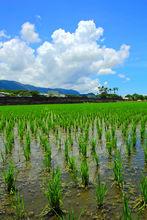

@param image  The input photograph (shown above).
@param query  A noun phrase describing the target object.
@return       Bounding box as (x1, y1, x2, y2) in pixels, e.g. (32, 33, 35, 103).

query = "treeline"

(0, 90, 40, 97)
(125, 94, 147, 101)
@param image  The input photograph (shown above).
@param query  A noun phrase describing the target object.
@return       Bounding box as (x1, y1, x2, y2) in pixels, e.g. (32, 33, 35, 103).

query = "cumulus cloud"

(21, 22, 40, 43)
(0, 20, 130, 93)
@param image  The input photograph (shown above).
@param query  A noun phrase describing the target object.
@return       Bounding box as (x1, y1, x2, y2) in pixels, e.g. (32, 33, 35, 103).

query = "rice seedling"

(68, 156, 77, 177)
(134, 174, 147, 211)
(60, 209, 83, 220)
(126, 138, 132, 157)
(93, 151, 99, 167)
(12, 192, 26, 219)
(3, 161, 16, 193)
(140, 175, 147, 204)
(91, 138, 96, 154)
(122, 194, 132, 220)
(79, 137, 87, 158)
(45, 167, 62, 213)
(106, 131, 113, 156)
(43, 145, 52, 171)
(64, 140, 69, 162)
(113, 150, 123, 187)
(143, 143, 147, 163)
(95, 180, 107, 208)
(80, 159, 89, 187)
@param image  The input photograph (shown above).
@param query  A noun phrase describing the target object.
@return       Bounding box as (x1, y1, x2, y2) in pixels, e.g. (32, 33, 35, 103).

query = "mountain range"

(0, 80, 80, 95)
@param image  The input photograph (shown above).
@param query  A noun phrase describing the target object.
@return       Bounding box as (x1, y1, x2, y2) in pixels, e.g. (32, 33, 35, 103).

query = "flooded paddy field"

(0, 102, 147, 219)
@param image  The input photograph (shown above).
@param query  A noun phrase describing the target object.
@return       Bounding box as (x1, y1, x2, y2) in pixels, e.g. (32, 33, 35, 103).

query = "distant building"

(0, 92, 9, 97)
(41, 91, 66, 97)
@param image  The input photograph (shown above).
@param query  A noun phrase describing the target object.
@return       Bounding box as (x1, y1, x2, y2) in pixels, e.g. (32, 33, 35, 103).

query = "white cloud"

(118, 74, 130, 81)
(0, 30, 10, 39)
(0, 20, 130, 93)
(21, 22, 40, 43)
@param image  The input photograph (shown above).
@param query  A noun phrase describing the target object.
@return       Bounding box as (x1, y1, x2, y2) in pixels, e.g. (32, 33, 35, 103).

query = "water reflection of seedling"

(3, 161, 16, 193)
(80, 159, 89, 187)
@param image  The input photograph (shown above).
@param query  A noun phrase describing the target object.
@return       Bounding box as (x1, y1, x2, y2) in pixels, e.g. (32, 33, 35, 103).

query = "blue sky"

(0, 0, 147, 94)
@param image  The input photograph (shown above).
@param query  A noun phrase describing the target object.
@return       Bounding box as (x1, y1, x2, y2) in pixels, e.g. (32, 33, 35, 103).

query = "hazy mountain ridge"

(0, 80, 80, 95)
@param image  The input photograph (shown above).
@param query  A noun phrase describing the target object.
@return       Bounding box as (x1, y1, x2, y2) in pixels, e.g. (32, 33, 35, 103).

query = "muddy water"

(0, 123, 147, 220)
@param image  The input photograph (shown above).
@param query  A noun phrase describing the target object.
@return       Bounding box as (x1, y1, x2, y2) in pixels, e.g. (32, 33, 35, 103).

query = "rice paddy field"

(0, 102, 147, 220)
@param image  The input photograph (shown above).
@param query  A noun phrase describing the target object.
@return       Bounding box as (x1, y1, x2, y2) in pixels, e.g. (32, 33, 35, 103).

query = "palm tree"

(113, 87, 118, 94)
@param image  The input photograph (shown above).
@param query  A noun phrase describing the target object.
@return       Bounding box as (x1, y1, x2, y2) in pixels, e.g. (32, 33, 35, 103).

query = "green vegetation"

(122, 195, 132, 220)
(80, 159, 89, 187)
(3, 161, 16, 193)
(0, 102, 147, 219)
(95, 179, 107, 208)
(45, 167, 62, 213)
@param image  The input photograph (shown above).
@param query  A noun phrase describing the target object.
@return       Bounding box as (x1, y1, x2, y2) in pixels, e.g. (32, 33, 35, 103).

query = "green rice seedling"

(13, 192, 26, 219)
(106, 131, 113, 156)
(140, 120, 145, 142)
(68, 156, 77, 176)
(126, 138, 132, 157)
(93, 152, 99, 167)
(122, 194, 132, 220)
(140, 175, 147, 204)
(23, 133, 31, 161)
(132, 133, 136, 148)
(0, 150, 5, 163)
(84, 128, 89, 143)
(95, 179, 107, 208)
(113, 150, 123, 187)
(23, 143, 31, 162)
(4, 132, 14, 155)
(80, 159, 89, 187)
(40, 135, 49, 151)
(79, 137, 87, 158)
(91, 138, 96, 154)
(3, 161, 16, 193)
(44, 145, 52, 171)
(60, 209, 83, 220)
(64, 140, 69, 162)
(97, 126, 102, 140)
(143, 143, 147, 163)
(45, 167, 62, 213)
